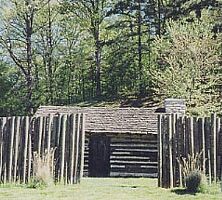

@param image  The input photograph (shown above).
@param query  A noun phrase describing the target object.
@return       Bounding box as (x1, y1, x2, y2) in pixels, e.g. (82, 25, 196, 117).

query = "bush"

(185, 170, 202, 193)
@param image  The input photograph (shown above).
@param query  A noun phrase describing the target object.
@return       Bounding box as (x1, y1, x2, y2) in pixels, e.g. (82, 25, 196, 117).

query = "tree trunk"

(137, 0, 143, 97)
(157, 0, 161, 37)
(95, 31, 101, 99)
(25, 0, 34, 114)
(46, 0, 54, 105)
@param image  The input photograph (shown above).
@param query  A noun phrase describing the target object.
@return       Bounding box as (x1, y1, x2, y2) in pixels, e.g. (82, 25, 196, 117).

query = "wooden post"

(47, 115, 53, 180)
(184, 116, 189, 157)
(27, 129, 32, 181)
(190, 117, 194, 156)
(13, 117, 21, 182)
(162, 115, 167, 188)
(211, 113, 217, 181)
(0, 118, 3, 180)
(208, 149, 212, 185)
(41, 117, 46, 154)
(178, 116, 183, 187)
(70, 114, 76, 184)
(51, 115, 57, 149)
(38, 116, 43, 155)
(65, 115, 72, 184)
(169, 114, 173, 188)
(216, 118, 221, 179)
(47, 115, 54, 169)
(5, 117, 10, 182)
(80, 113, 86, 180)
(193, 117, 199, 153)
(0, 118, 3, 181)
(1, 118, 7, 182)
(180, 115, 184, 186)
(60, 114, 67, 182)
(172, 114, 175, 187)
(9, 116, 15, 182)
(221, 167, 222, 192)
(65, 161, 68, 184)
(158, 114, 163, 187)
(22, 117, 29, 183)
(179, 162, 183, 187)
(3, 163, 6, 184)
(57, 115, 62, 147)
(74, 114, 80, 184)
(54, 115, 62, 182)
(200, 118, 206, 173)
(47, 115, 53, 154)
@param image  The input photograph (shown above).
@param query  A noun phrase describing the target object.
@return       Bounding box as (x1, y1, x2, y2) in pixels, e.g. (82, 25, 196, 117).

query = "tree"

(62, 0, 116, 99)
(152, 10, 221, 115)
(35, 0, 61, 105)
(104, 0, 157, 98)
(55, 12, 88, 104)
(0, 49, 24, 115)
(0, 0, 47, 113)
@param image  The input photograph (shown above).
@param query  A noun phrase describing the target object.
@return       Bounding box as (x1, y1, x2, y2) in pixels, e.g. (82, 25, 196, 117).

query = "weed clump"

(178, 151, 207, 193)
(28, 149, 55, 189)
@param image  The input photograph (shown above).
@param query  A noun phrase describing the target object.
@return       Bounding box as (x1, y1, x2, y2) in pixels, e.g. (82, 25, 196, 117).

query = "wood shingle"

(36, 106, 158, 135)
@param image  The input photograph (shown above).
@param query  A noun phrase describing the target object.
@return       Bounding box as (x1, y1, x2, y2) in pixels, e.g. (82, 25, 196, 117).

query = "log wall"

(83, 133, 158, 178)
(158, 114, 222, 188)
(0, 114, 85, 184)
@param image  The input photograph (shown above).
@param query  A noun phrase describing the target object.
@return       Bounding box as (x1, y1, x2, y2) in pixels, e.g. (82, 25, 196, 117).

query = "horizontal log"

(111, 138, 157, 143)
(110, 143, 157, 148)
(110, 172, 157, 178)
(111, 148, 158, 153)
(111, 164, 157, 169)
(110, 168, 157, 174)
(110, 156, 151, 160)
(110, 160, 157, 165)
(111, 151, 157, 156)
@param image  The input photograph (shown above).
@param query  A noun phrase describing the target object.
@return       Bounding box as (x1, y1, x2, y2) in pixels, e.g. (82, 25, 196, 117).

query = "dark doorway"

(89, 135, 110, 177)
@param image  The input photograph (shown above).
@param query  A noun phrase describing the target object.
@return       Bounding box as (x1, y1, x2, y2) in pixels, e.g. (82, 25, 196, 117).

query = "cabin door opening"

(89, 135, 110, 177)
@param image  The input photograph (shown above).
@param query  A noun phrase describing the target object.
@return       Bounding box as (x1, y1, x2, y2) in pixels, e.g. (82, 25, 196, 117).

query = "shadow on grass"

(118, 185, 146, 189)
(171, 188, 197, 196)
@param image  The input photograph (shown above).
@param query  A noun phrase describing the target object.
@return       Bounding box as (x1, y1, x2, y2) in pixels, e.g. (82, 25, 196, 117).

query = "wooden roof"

(36, 106, 158, 135)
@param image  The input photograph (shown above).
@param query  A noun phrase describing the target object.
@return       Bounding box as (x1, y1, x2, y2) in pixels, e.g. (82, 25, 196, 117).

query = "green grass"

(0, 178, 221, 200)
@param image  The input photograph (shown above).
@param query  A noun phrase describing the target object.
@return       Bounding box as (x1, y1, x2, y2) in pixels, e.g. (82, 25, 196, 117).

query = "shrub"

(185, 170, 202, 193)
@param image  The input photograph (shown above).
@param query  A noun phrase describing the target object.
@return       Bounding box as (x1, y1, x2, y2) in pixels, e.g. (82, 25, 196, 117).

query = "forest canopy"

(0, 0, 221, 116)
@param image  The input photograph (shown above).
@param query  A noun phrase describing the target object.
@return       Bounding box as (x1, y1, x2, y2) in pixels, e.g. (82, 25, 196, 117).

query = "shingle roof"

(35, 106, 158, 135)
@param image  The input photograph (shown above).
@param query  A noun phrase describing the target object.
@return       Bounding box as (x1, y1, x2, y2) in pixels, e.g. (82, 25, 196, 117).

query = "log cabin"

(36, 101, 185, 178)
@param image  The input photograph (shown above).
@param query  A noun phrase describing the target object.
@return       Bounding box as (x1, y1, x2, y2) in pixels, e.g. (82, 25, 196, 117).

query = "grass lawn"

(0, 178, 221, 200)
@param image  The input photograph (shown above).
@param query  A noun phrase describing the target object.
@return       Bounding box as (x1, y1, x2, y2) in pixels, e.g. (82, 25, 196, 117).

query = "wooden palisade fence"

(0, 113, 85, 184)
(158, 113, 222, 188)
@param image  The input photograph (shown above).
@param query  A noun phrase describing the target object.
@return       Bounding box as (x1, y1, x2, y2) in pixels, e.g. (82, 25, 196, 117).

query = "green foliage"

(27, 178, 48, 189)
(199, 181, 221, 194)
(0, 1, 221, 115)
(152, 10, 221, 115)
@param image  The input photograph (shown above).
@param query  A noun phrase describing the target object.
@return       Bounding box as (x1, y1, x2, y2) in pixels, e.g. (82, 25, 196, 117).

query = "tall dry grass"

(30, 148, 56, 188)
(178, 151, 206, 178)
